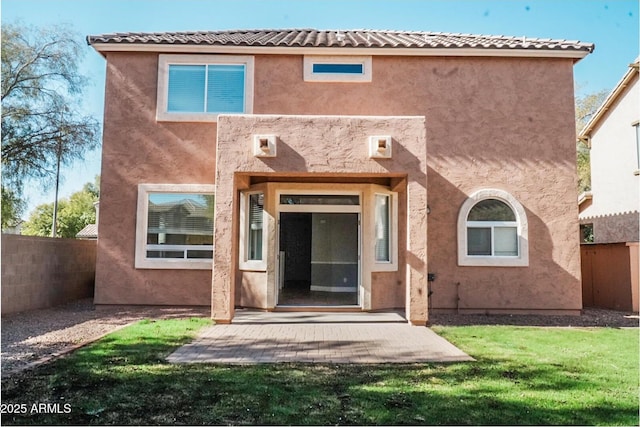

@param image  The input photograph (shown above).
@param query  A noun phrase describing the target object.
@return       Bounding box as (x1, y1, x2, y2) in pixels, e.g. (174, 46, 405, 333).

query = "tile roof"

(76, 223, 98, 239)
(87, 29, 594, 54)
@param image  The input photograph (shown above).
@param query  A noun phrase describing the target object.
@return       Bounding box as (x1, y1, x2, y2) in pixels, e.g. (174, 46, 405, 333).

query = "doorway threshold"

(275, 305, 362, 313)
(235, 309, 407, 324)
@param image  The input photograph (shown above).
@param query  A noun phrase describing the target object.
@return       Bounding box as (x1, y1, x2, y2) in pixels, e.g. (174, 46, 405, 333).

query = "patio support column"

(211, 156, 238, 324)
(406, 178, 429, 326)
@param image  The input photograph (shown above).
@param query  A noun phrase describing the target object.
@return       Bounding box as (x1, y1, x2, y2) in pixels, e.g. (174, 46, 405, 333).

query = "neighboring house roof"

(149, 198, 211, 217)
(87, 29, 593, 59)
(76, 223, 98, 239)
(578, 191, 593, 213)
(578, 59, 640, 143)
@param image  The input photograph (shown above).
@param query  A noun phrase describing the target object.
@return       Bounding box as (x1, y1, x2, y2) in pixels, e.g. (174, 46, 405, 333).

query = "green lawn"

(1, 318, 638, 425)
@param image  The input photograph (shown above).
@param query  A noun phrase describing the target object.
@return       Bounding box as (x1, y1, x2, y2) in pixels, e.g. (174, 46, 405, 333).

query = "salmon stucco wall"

(95, 51, 581, 313)
(94, 52, 214, 306)
(249, 54, 581, 314)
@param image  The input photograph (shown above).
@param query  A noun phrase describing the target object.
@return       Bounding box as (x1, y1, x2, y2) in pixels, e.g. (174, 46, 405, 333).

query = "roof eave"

(88, 42, 591, 60)
(578, 61, 640, 139)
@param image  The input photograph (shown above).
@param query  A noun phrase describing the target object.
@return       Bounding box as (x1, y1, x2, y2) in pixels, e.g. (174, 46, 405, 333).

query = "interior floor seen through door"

(278, 212, 359, 306)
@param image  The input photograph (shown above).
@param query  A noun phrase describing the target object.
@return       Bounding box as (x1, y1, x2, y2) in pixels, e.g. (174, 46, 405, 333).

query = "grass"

(1, 318, 638, 425)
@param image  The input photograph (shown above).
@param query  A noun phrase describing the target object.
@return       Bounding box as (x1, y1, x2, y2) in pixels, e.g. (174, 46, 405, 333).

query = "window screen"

(167, 64, 245, 114)
(167, 65, 206, 112)
(312, 63, 364, 74)
(206, 64, 245, 113)
(146, 193, 214, 259)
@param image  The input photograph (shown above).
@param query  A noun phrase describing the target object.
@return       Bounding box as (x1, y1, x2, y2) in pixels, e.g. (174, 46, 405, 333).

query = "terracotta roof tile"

(87, 29, 594, 53)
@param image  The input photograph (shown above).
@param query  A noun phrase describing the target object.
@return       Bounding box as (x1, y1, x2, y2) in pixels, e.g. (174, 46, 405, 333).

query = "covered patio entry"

(212, 114, 428, 325)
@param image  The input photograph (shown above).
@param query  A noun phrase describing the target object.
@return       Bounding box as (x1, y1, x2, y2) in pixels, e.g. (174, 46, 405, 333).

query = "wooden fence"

(581, 242, 639, 312)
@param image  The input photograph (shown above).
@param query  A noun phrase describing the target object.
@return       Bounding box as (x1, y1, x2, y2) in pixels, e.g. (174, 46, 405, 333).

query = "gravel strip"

(1, 300, 636, 377)
(1, 298, 209, 377)
(430, 308, 639, 328)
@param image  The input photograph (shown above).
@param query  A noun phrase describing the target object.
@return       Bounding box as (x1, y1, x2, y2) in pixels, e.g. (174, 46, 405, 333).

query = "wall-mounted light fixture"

(369, 135, 392, 158)
(253, 134, 277, 157)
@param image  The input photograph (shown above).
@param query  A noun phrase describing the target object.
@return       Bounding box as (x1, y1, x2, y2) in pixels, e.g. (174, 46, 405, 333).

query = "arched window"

(457, 189, 529, 267)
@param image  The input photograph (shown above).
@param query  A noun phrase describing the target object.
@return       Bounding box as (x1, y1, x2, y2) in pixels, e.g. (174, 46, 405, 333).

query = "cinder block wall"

(1, 234, 96, 315)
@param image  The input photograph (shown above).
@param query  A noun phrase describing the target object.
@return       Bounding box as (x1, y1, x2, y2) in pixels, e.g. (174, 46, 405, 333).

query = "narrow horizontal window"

(280, 194, 360, 205)
(312, 63, 364, 74)
(304, 56, 372, 82)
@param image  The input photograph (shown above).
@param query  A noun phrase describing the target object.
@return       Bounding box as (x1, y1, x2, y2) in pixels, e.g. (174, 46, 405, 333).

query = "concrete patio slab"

(167, 310, 473, 364)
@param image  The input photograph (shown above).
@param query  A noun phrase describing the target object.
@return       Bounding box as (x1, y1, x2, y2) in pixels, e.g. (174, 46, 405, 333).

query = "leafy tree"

(21, 203, 56, 237)
(21, 176, 99, 238)
(574, 90, 608, 193)
(1, 22, 100, 226)
(1, 186, 25, 229)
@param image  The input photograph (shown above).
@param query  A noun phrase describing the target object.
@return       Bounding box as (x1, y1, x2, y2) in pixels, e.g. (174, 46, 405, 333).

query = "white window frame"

(156, 54, 254, 122)
(371, 189, 398, 272)
(633, 120, 640, 175)
(239, 190, 267, 271)
(303, 55, 372, 82)
(457, 189, 529, 267)
(135, 183, 215, 269)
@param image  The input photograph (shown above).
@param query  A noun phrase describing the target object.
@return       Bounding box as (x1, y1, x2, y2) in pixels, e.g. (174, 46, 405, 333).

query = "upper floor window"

(457, 189, 529, 267)
(304, 55, 372, 82)
(157, 54, 254, 122)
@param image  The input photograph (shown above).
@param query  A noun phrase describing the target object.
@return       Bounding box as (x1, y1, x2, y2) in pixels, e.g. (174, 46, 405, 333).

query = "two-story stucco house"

(578, 59, 639, 244)
(578, 59, 639, 312)
(87, 29, 593, 324)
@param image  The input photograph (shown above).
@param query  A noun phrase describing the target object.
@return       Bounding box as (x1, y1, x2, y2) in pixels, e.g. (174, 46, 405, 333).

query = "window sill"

(239, 260, 267, 272)
(135, 259, 213, 270)
(458, 256, 529, 267)
(156, 112, 228, 123)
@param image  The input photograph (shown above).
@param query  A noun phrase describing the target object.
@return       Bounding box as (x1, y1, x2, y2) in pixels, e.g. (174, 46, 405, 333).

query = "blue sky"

(2, 0, 639, 218)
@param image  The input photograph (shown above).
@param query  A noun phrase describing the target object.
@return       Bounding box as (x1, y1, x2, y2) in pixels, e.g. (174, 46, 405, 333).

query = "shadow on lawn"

(2, 333, 637, 426)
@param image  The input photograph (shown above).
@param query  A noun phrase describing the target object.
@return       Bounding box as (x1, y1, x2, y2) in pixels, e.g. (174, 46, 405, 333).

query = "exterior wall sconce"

(253, 135, 277, 157)
(369, 135, 392, 158)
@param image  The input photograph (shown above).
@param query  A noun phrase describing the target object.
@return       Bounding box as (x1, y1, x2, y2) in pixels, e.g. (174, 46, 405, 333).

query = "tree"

(21, 176, 99, 238)
(1, 22, 100, 227)
(1, 186, 25, 229)
(574, 89, 608, 193)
